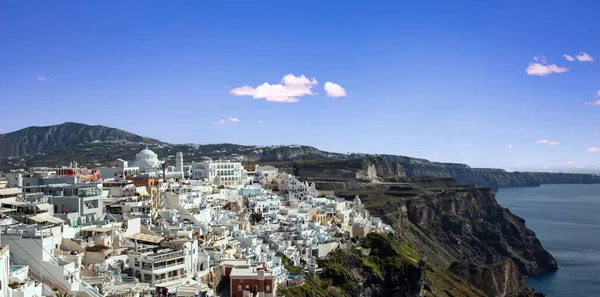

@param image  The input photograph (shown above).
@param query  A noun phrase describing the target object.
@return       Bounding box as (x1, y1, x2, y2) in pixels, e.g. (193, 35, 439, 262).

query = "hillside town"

(0, 147, 393, 297)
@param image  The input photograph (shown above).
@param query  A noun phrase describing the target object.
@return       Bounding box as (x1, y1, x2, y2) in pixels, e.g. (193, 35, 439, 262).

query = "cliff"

(382, 155, 600, 189)
(263, 157, 406, 182)
(296, 178, 556, 297)
(255, 153, 600, 189)
(281, 233, 486, 297)
(449, 261, 546, 297)
(363, 184, 557, 276)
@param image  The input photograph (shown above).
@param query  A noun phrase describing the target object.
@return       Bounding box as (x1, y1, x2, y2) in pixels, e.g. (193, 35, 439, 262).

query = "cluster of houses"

(0, 147, 393, 297)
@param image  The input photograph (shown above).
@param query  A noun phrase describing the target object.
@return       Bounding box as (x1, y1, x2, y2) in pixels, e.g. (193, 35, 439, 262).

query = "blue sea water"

(495, 184, 600, 297)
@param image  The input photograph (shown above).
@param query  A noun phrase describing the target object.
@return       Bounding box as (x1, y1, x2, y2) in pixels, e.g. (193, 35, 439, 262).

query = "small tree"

(249, 212, 263, 225)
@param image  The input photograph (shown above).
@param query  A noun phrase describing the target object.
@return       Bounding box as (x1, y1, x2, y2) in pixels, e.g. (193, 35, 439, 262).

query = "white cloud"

(257, 120, 263, 124)
(230, 74, 318, 103)
(324, 82, 347, 98)
(576, 52, 594, 62)
(585, 91, 600, 105)
(587, 147, 600, 152)
(506, 144, 514, 149)
(542, 166, 552, 171)
(536, 139, 560, 146)
(38, 76, 49, 82)
(563, 54, 575, 62)
(593, 132, 599, 135)
(567, 161, 575, 164)
(525, 56, 569, 76)
(228, 117, 240, 123)
(214, 119, 227, 125)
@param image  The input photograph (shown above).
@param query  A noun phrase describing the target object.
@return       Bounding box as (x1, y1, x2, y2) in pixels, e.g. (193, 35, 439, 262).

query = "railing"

(146, 250, 185, 262)
(151, 260, 185, 270)
(153, 274, 186, 285)
(1, 229, 53, 238)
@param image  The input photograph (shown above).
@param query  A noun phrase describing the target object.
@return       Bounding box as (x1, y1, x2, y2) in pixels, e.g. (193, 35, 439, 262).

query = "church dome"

(136, 148, 158, 160)
(132, 147, 161, 170)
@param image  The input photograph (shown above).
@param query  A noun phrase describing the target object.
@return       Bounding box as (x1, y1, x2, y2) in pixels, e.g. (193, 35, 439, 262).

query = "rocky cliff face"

(365, 185, 557, 277)
(269, 157, 406, 182)
(0, 122, 162, 157)
(449, 261, 546, 297)
(244, 146, 600, 189)
(382, 154, 600, 189)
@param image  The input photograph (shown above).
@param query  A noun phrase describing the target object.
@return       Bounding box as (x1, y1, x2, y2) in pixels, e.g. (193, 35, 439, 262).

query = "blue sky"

(1, 1, 600, 172)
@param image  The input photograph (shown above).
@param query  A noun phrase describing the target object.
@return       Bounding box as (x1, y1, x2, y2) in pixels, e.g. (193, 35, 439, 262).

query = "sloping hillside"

(0, 122, 162, 157)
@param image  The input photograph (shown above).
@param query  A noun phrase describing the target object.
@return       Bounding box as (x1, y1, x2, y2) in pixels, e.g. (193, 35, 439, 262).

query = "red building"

(226, 264, 277, 297)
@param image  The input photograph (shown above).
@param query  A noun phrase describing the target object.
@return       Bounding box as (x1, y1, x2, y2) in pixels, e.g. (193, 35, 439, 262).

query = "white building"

(95, 159, 139, 180)
(0, 245, 9, 297)
(175, 152, 184, 173)
(130, 147, 162, 172)
(0, 224, 100, 296)
(191, 161, 243, 186)
(128, 239, 199, 288)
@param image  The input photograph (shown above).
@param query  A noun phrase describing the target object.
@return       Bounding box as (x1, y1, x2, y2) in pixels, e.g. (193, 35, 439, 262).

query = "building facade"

(191, 161, 243, 186)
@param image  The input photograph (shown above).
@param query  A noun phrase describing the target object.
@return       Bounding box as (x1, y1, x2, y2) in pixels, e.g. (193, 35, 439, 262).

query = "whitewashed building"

(191, 161, 243, 186)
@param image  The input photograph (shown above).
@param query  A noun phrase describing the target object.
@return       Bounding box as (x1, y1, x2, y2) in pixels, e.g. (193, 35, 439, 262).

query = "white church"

(95, 147, 184, 180)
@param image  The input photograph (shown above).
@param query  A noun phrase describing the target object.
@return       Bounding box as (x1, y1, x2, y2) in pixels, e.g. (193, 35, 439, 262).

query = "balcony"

(146, 250, 185, 262)
(153, 274, 187, 285)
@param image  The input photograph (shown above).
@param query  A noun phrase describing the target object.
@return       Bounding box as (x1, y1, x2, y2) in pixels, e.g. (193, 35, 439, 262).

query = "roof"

(127, 233, 164, 244)
(176, 285, 199, 296)
(1, 201, 27, 206)
(136, 187, 150, 196)
(28, 215, 65, 224)
(83, 227, 112, 233)
(36, 203, 53, 211)
(0, 188, 21, 196)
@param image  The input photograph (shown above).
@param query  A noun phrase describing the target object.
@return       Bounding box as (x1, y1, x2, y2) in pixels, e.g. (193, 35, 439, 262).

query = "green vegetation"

(279, 275, 338, 297)
(424, 265, 487, 297)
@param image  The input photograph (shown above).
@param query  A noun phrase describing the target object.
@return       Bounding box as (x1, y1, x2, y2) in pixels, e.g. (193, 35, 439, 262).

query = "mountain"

(0, 122, 163, 158)
(1, 122, 599, 190)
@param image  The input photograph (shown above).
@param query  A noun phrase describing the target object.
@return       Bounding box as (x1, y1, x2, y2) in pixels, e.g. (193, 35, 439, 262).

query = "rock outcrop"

(366, 185, 557, 276)
(449, 261, 546, 297)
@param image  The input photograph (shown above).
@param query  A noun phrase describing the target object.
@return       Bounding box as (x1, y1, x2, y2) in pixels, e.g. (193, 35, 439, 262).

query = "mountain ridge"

(1, 122, 599, 190)
(0, 122, 163, 158)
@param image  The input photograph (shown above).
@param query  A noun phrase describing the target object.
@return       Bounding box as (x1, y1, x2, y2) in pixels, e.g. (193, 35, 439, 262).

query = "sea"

(495, 184, 600, 297)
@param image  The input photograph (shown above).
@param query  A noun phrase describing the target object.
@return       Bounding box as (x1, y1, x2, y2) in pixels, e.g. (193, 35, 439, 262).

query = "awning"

(28, 215, 46, 223)
(136, 187, 150, 197)
(0, 188, 21, 196)
(35, 203, 53, 211)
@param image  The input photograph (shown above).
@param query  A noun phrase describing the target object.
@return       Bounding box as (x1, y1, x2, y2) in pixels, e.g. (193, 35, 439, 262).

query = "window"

(237, 285, 242, 292)
(245, 285, 249, 290)
(266, 285, 270, 292)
